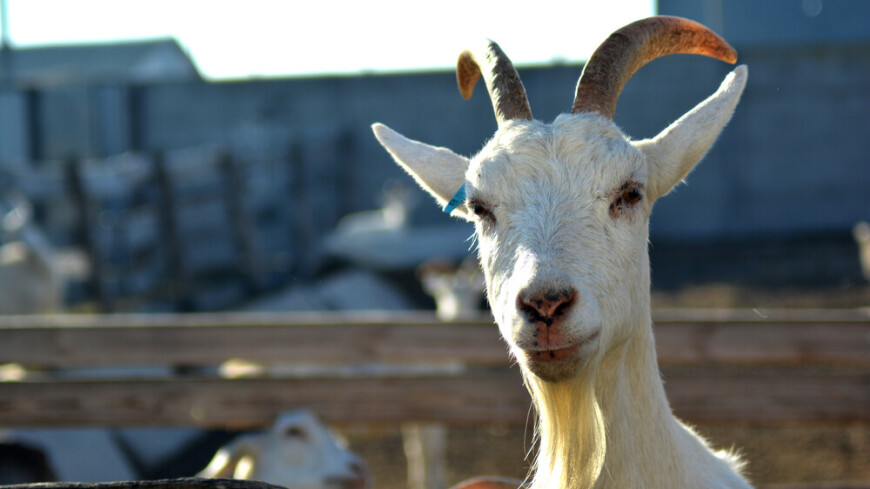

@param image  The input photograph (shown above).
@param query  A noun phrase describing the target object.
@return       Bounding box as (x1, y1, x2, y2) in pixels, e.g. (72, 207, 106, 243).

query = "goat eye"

(609, 182, 643, 218)
(283, 426, 308, 440)
(622, 187, 642, 204)
(469, 200, 495, 222)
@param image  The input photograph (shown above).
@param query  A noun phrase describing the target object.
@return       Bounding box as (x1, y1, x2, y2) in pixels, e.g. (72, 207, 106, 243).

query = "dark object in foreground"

(0, 477, 286, 489)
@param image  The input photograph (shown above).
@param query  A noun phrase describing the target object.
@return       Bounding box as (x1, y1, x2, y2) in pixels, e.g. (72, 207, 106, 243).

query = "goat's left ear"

(634, 65, 748, 201)
(372, 123, 471, 219)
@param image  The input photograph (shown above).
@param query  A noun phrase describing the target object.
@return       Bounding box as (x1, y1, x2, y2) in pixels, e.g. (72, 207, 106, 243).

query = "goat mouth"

(528, 344, 580, 361)
(520, 330, 600, 370)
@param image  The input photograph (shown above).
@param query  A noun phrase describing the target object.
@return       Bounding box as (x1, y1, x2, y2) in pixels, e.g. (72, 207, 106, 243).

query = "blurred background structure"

(0, 0, 868, 312)
(0, 1, 869, 488)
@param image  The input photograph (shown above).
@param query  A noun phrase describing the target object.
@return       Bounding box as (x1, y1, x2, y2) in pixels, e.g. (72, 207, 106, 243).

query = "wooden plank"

(652, 308, 870, 323)
(653, 315, 870, 367)
(0, 370, 531, 429)
(0, 367, 865, 428)
(763, 484, 870, 489)
(662, 366, 870, 425)
(0, 313, 507, 368)
(1, 311, 869, 368)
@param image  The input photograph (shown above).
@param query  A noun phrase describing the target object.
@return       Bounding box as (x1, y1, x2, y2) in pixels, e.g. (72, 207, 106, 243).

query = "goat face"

(465, 116, 651, 381)
(199, 410, 369, 489)
(373, 16, 747, 383)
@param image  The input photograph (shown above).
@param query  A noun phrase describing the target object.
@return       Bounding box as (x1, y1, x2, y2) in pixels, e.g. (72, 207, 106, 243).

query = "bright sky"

(3, 0, 655, 80)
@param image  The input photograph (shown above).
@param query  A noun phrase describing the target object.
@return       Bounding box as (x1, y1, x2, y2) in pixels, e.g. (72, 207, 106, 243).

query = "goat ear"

(198, 444, 248, 479)
(372, 123, 471, 219)
(634, 65, 748, 201)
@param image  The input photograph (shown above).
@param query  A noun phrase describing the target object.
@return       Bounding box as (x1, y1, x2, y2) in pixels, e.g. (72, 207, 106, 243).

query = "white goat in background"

(0, 190, 64, 314)
(853, 222, 870, 282)
(373, 16, 750, 489)
(198, 411, 369, 489)
(418, 257, 485, 321)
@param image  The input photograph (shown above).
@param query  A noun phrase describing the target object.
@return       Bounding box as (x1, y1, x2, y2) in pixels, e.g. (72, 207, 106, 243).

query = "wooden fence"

(0, 309, 868, 429)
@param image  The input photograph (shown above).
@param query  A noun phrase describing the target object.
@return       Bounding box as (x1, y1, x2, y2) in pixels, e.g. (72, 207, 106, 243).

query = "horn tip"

(456, 50, 479, 100)
(725, 49, 738, 64)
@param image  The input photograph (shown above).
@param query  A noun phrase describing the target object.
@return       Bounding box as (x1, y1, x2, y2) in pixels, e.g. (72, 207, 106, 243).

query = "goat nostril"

(554, 297, 573, 317)
(517, 287, 577, 322)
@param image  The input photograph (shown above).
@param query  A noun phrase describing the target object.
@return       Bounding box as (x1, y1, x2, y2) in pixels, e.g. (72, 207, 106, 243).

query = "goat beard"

(524, 367, 606, 489)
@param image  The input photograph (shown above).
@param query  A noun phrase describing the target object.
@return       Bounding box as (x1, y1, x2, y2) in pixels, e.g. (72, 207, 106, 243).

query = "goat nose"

(517, 286, 577, 323)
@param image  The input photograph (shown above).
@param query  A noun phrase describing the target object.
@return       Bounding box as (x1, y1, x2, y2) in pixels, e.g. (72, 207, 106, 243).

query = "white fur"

(0, 192, 64, 314)
(853, 221, 870, 282)
(373, 61, 750, 489)
(198, 411, 369, 489)
(418, 257, 485, 320)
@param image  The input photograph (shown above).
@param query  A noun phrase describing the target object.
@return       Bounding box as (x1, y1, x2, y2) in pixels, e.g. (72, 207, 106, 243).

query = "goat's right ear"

(372, 123, 471, 219)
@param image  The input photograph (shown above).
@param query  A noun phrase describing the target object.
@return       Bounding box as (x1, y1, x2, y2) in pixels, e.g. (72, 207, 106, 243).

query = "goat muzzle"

(516, 285, 578, 327)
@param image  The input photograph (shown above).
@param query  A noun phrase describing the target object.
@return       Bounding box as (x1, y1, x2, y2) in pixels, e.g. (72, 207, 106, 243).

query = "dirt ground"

(345, 282, 870, 489)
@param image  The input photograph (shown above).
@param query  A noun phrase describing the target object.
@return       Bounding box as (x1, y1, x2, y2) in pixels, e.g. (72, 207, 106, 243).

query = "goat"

(198, 411, 370, 489)
(853, 222, 870, 282)
(418, 257, 485, 321)
(0, 190, 64, 314)
(333, 180, 416, 235)
(372, 16, 750, 489)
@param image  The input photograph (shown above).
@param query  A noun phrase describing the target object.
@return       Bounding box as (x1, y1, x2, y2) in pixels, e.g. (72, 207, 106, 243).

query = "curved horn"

(457, 41, 533, 125)
(572, 16, 737, 119)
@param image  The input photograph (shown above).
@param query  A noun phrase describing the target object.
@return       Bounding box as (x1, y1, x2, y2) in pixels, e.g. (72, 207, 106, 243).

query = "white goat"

(418, 257, 485, 320)
(0, 190, 63, 314)
(853, 222, 870, 282)
(373, 16, 750, 489)
(198, 411, 369, 489)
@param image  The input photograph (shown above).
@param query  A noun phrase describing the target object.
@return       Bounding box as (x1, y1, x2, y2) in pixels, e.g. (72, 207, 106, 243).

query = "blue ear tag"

(442, 185, 467, 215)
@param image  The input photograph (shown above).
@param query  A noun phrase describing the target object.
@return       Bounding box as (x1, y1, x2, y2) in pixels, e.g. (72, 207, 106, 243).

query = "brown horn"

(572, 16, 737, 119)
(457, 41, 533, 125)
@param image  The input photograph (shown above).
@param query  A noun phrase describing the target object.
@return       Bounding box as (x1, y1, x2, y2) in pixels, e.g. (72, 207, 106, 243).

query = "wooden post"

(218, 151, 259, 294)
(152, 151, 191, 311)
(403, 423, 449, 489)
(65, 157, 112, 312)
